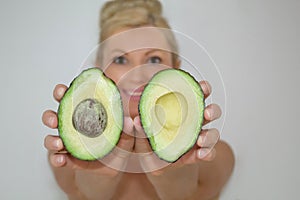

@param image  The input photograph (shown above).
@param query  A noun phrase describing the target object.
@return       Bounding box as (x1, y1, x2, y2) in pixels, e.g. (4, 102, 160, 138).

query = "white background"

(0, 0, 299, 199)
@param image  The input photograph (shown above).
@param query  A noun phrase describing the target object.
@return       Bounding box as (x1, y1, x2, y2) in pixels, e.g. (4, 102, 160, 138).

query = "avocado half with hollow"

(58, 68, 123, 161)
(139, 69, 205, 162)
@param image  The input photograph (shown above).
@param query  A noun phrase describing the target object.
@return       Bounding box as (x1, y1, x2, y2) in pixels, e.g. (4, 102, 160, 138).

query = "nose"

(126, 52, 149, 85)
(127, 64, 148, 84)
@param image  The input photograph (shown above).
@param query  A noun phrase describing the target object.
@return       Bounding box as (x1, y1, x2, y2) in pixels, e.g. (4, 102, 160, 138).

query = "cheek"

(103, 66, 124, 84)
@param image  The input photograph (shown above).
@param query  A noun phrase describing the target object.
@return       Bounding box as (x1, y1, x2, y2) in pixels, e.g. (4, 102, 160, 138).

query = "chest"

(113, 173, 160, 200)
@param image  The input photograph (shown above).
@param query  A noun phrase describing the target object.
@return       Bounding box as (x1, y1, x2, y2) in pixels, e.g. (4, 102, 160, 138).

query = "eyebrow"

(108, 48, 167, 56)
(109, 49, 127, 55)
(145, 49, 165, 55)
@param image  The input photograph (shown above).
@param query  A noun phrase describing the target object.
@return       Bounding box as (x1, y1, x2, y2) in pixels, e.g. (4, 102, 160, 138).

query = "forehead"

(102, 27, 172, 54)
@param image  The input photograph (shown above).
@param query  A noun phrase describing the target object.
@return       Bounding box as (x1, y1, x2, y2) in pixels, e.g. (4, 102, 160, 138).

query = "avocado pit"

(72, 98, 107, 138)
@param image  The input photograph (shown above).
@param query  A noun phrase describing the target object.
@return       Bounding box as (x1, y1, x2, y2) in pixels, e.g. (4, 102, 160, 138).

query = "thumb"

(133, 116, 170, 173)
(133, 116, 145, 138)
(123, 116, 134, 136)
(115, 116, 134, 152)
(133, 116, 152, 153)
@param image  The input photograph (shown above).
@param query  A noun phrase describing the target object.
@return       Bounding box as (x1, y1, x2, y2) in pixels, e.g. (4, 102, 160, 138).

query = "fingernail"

(123, 117, 134, 135)
(198, 135, 203, 146)
(198, 149, 208, 159)
(58, 87, 64, 97)
(135, 116, 142, 125)
(54, 139, 61, 149)
(56, 155, 64, 164)
(49, 116, 55, 126)
(205, 109, 211, 120)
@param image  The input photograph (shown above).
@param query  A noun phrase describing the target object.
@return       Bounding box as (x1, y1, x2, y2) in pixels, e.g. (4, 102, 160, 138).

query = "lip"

(123, 86, 145, 101)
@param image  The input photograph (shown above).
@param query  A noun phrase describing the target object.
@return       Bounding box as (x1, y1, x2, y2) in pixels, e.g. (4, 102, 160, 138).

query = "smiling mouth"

(123, 86, 145, 99)
(127, 91, 142, 96)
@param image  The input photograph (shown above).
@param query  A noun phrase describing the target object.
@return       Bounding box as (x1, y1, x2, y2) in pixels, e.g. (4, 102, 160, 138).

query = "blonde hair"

(98, 0, 179, 65)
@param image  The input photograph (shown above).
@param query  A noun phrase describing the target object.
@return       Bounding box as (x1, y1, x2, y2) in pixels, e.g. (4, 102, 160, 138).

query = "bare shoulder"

(196, 140, 235, 198)
(215, 140, 235, 166)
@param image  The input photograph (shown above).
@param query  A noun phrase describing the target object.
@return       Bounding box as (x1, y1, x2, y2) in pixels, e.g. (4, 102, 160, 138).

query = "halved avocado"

(139, 69, 205, 162)
(58, 68, 123, 161)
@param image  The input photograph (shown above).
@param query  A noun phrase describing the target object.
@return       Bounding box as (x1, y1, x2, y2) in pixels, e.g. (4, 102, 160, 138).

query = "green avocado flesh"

(139, 69, 205, 162)
(58, 68, 123, 161)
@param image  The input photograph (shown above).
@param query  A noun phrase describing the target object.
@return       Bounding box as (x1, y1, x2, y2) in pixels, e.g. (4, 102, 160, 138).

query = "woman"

(42, 0, 234, 199)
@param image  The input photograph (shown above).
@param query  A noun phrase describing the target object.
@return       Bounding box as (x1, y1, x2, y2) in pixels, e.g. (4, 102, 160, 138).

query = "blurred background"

(0, 0, 299, 199)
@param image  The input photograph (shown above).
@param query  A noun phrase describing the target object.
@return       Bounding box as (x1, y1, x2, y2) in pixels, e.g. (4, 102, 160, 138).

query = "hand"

(42, 84, 135, 175)
(133, 81, 221, 174)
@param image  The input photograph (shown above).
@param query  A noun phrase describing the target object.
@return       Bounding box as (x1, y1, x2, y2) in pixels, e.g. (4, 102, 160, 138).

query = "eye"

(147, 56, 162, 64)
(113, 56, 128, 65)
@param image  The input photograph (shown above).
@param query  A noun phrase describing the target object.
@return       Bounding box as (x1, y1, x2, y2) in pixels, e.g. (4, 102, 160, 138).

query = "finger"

(44, 135, 64, 151)
(203, 103, 222, 125)
(197, 148, 216, 161)
(49, 153, 67, 167)
(133, 116, 152, 153)
(199, 80, 212, 99)
(105, 120, 135, 172)
(175, 145, 199, 165)
(49, 153, 89, 170)
(42, 110, 58, 128)
(49, 150, 102, 171)
(53, 84, 68, 102)
(133, 116, 147, 139)
(135, 137, 152, 153)
(115, 132, 135, 152)
(197, 128, 220, 148)
(174, 128, 219, 165)
(175, 146, 216, 166)
(116, 117, 134, 152)
(123, 116, 134, 136)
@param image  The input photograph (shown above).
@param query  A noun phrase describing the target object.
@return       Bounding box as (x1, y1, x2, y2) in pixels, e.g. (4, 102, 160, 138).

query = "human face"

(100, 27, 179, 118)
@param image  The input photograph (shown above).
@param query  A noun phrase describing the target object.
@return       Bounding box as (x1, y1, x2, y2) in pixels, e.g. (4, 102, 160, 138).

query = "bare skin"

(43, 29, 234, 199)
(43, 82, 234, 200)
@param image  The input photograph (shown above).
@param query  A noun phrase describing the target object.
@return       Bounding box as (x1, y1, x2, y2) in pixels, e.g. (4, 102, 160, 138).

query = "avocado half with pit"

(139, 69, 205, 162)
(58, 68, 123, 161)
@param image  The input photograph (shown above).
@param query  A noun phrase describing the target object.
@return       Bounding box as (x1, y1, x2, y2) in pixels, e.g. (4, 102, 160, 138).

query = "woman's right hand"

(42, 84, 135, 175)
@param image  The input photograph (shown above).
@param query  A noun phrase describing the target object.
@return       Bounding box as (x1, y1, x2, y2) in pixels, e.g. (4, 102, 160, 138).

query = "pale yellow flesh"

(154, 92, 188, 144)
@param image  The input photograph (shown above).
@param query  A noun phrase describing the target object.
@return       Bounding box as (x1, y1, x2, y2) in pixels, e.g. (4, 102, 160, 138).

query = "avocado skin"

(138, 68, 205, 163)
(57, 68, 123, 161)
